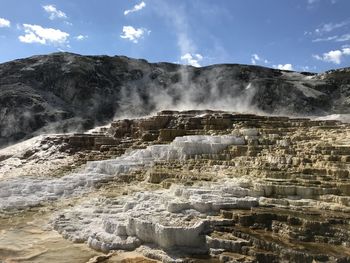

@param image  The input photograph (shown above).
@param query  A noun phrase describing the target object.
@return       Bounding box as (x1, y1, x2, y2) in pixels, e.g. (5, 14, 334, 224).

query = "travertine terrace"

(1, 110, 350, 262)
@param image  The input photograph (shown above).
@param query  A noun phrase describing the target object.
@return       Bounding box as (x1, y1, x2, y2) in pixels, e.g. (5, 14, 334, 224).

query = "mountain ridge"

(1, 52, 350, 147)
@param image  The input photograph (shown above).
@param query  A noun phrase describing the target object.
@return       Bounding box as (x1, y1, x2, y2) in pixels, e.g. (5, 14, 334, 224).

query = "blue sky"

(0, 0, 349, 72)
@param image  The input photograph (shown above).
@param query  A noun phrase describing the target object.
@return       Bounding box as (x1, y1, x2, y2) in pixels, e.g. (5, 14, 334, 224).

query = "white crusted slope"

(0, 135, 245, 210)
(52, 179, 259, 253)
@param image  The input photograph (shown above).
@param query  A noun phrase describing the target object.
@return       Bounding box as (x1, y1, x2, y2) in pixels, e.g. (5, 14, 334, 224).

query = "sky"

(0, 0, 350, 72)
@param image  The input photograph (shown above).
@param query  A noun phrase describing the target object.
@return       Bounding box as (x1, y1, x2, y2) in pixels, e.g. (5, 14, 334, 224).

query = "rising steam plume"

(115, 65, 260, 119)
(0, 52, 347, 147)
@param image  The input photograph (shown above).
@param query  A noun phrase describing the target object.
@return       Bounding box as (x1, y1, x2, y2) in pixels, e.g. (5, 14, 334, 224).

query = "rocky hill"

(1, 52, 350, 147)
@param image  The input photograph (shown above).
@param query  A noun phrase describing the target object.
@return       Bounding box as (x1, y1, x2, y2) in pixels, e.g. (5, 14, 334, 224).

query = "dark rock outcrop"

(1, 52, 349, 147)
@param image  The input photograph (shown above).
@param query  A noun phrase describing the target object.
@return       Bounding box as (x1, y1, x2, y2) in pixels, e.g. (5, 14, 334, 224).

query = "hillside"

(1, 52, 350, 147)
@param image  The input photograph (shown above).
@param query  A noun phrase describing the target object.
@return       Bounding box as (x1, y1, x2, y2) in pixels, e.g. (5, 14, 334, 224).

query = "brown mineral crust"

(2, 110, 350, 262)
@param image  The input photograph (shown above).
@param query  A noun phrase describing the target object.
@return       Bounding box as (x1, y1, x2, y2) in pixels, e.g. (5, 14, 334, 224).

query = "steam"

(112, 1, 260, 120)
(0, 52, 263, 148)
(114, 64, 260, 120)
(154, 1, 196, 56)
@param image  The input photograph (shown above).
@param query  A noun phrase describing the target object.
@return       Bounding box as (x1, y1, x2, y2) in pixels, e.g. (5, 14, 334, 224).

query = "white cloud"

(336, 34, 350, 42)
(343, 48, 350, 55)
(251, 53, 260, 65)
(180, 53, 203, 67)
(251, 53, 269, 65)
(120, 26, 149, 43)
(315, 21, 348, 35)
(75, 34, 88, 41)
(312, 35, 338, 42)
(124, 1, 146, 15)
(18, 24, 69, 45)
(313, 48, 350, 64)
(252, 54, 260, 60)
(322, 50, 342, 64)
(312, 54, 323, 60)
(43, 4, 67, 20)
(0, 17, 10, 28)
(312, 33, 350, 42)
(274, 64, 294, 71)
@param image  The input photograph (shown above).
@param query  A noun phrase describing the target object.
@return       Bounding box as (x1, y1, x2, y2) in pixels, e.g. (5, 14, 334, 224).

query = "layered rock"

(2, 110, 350, 262)
(0, 134, 244, 210)
(53, 111, 350, 262)
(52, 180, 258, 252)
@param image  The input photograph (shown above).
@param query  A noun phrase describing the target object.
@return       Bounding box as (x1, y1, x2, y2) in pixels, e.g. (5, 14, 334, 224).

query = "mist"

(114, 64, 262, 120)
(1, 52, 346, 148)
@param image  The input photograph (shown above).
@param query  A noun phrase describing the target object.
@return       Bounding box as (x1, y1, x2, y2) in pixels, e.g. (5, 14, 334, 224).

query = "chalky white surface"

(0, 135, 245, 210)
(52, 179, 258, 252)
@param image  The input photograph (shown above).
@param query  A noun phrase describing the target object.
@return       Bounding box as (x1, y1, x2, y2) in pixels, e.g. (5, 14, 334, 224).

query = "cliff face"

(0, 52, 350, 147)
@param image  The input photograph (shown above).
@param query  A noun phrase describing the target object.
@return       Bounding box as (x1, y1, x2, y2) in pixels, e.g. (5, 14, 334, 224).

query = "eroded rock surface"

(0, 134, 244, 210)
(2, 110, 350, 262)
